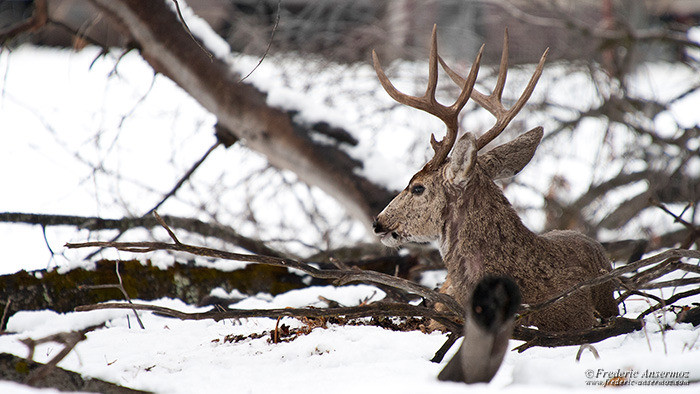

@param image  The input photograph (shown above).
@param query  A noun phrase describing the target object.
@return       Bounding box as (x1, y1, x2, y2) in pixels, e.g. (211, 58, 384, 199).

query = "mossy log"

(0, 259, 314, 317)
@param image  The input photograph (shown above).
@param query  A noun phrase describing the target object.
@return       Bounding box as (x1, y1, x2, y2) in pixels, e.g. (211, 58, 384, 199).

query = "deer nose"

(372, 218, 385, 234)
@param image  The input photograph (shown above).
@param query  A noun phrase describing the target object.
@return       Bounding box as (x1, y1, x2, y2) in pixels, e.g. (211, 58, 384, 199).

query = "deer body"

(438, 156, 617, 331)
(372, 26, 618, 332)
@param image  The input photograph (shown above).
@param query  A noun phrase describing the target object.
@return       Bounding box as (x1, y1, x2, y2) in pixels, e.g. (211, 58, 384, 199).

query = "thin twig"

(88, 141, 220, 259)
(0, 212, 287, 258)
(637, 277, 700, 290)
(21, 324, 104, 385)
(522, 249, 700, 314)
(153, 211, 181, 245)
(431, 332, 461, 363)
(238, 0, 282, 83)
(575, 344, 600, 361)
(616, 289, 664, 305)
(1, 297, 11, 332)
(171, 0, 213, 61)
(637, 287, 700, 320)
(146, 141, 220, 215)
(115, 261, 145, 329)
(652, 200, 699, 236)
(79, 262, 145, 329)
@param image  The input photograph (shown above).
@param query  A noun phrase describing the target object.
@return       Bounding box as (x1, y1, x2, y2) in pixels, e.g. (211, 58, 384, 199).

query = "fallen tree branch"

(512, 317, 643, 352)
(20, 323, 104, 385)
(637, 287, 700, 320)
(522, 249, 700, 314)
(65, 212, 464, 317)
(65, 238, 465, 319)
(0, 352, 146, 393)
(65, 215, 700, 354)
(0, 211, 287, 258)
(430, 332, 461, 363)
(74, 301, 462, 333)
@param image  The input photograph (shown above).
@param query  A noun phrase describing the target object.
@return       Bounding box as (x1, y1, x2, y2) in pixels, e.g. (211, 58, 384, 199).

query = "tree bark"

(89, 0, 393, 229)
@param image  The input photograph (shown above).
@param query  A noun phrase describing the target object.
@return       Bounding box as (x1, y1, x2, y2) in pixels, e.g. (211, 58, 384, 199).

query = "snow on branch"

(63, 212, 700, 359)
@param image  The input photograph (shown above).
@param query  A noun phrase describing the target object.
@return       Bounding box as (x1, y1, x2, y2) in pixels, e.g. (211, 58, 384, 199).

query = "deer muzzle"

(372, 217, 401, 246)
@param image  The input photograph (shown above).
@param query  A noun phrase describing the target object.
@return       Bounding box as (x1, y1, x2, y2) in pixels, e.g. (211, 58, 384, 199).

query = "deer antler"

(372, 25, 484, 171)
(439, 29, 548, 150)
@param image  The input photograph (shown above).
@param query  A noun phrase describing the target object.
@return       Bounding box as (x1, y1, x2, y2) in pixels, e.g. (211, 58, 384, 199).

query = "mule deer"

(371, 26, 618, 332)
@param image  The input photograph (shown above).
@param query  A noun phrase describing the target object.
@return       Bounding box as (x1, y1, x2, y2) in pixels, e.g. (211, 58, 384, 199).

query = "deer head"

(372, 26, 548, 248)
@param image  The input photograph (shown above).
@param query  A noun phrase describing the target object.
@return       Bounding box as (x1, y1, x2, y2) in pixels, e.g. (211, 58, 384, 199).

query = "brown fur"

(374, 131, 618, 332)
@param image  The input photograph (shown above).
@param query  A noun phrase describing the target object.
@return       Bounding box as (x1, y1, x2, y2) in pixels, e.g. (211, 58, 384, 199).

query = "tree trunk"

(90, 0, 393, 230)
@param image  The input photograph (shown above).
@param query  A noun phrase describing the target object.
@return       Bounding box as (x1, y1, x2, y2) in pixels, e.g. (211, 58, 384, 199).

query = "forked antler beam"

(439, 29, 549, 150)
(372, 25, 484, 171)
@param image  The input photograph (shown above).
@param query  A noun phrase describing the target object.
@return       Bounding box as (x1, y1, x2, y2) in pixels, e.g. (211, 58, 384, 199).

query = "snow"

(1, 285, 699, 393)
(0, 3, 699, 392)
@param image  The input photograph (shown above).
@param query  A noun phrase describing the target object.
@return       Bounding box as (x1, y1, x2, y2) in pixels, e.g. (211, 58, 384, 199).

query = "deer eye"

(410, 185, 425, 195)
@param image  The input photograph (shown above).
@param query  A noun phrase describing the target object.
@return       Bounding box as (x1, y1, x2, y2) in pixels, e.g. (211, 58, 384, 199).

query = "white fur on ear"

(447, 132, 477, 185)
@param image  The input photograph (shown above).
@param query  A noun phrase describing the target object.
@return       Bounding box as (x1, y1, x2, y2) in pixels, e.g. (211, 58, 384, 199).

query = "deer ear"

(478, 127, 543, 180)
(446, 132, 478, 185)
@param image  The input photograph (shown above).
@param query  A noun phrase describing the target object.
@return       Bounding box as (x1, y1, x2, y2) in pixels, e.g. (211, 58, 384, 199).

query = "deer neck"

(439, 166, 538, 276)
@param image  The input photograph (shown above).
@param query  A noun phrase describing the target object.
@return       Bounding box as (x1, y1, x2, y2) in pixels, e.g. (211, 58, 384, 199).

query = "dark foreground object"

(438, 276, 521, 383)
(0, 352, 149, 393)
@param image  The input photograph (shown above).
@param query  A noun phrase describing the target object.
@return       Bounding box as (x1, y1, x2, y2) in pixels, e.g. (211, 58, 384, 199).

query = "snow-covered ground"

(1, 4, 700, 392)
(0, 284, 699, 393)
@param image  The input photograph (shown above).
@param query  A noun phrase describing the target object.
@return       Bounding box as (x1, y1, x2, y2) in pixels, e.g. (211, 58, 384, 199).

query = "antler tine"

(439, 31, 549, 150)
(451, 44, 485, 115)
(427, 44, 484, 169)
(372, 50, 427, 112)
(493, 28, 509, 102)
(372, 25, 484, 171)
(477, 47, 548, 150)
(425, 24, 439, 101)
(371, 25, 443, 118)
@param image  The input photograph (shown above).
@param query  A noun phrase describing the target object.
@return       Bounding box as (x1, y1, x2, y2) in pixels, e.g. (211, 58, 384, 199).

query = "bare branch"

(20, 324, 104, 385)
(0, 212, 287, 258)
(74, 301, 462, 333)
(0, 0, 48, 43)
(65, 239, 465, 318)
(170, 0, 213, 61)
(153, 212, 181, 245)
(512, 317, 642, 352)
(78, 260, 145, 329)
(146, 141, 221, 216)
(522, 249, 700, 314)
(637, 287, 700, 320)
(238, 0, 282, 83)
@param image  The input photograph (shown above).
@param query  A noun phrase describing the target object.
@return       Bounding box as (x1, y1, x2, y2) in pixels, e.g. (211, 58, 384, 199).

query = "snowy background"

(1, 4, 700, 393)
